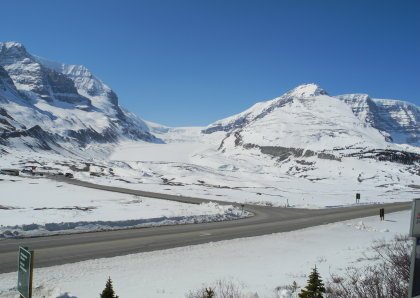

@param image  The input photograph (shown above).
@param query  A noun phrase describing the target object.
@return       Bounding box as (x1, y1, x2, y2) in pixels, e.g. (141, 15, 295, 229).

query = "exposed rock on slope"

(0, 41, 159, 154)
(336, 94, 420, 146)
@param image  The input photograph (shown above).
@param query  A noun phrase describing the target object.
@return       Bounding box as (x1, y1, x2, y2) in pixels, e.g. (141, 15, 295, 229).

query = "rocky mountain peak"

(0, 41, 28, 53)
(0, 42, 32, 64)
(0, 41, 159, 151)
(285, 83, 328, 98)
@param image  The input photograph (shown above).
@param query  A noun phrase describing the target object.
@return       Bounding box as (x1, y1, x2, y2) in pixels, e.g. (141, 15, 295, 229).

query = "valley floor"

(0, 210, 410, 298)
(2, 125, 419, 212)
(102, 138, 420, 208)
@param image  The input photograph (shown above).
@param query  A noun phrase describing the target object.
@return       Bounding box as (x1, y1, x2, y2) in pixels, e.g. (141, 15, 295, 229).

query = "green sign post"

(17, 246, 34, 298)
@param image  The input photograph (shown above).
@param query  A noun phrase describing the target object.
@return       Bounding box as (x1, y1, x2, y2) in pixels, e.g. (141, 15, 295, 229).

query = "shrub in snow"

(203, 288, 215, 298)
(326, 235, 411, 298)
(275, 280, 299, 297)
(186, 279, 247, 298)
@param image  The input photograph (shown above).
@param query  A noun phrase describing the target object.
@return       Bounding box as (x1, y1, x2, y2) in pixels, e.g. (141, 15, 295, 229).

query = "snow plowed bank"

(0, 177, 244, 238)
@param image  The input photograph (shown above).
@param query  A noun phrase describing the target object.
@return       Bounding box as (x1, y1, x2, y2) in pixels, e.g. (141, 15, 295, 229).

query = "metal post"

(29, 250, 34, 298)
(409, 199, 420, 298)
(410, 237, 416, 298)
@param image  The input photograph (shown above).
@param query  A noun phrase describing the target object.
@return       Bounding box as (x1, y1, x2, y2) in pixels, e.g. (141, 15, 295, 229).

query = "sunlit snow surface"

(0, 211, 410, 298)
(86, 86, 420, 209)
(105, 125, 420, 208)
(0, 176, 242, 238)
(1, 122, 418, 213)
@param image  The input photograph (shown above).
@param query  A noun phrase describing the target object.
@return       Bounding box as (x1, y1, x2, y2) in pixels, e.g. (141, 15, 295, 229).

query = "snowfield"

(0, 176, 243, 238)
(104, 129, 420, 208)
(1, 120, 418, 214)
(102, 90, 420, 209)
(0, 210, 410, 298)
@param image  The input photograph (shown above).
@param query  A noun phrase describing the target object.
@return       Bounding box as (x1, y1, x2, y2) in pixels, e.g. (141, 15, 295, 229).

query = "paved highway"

(0, 177, 412, 274)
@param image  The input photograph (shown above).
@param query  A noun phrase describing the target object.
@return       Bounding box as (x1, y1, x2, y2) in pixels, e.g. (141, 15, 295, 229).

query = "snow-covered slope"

(203, 84, 327, 134)
(336, 94, 420, 146)
(204, 84, 386, 154)
(0, 41, 158, 155)
(204, 84, 419, 156)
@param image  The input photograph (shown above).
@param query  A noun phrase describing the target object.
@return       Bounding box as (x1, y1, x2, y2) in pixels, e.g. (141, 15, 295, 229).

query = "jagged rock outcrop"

(336, 94, 420, 146)
(0, 41, 159, 153)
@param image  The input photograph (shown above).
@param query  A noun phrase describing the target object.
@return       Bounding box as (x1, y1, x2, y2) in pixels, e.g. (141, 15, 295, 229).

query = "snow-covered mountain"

(0, 41, 158, 155)
(336, 93, 419, 146)
(203, 84, 328, 135)
(203, 83, 419, 163)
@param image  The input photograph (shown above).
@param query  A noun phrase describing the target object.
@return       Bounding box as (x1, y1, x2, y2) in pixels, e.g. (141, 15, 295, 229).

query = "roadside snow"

(0, 176, 243, 238)
(0, 210, 410, 298)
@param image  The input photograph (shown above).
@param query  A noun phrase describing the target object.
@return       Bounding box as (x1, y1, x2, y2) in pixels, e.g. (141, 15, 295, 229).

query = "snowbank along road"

(0, 177, 412, 274)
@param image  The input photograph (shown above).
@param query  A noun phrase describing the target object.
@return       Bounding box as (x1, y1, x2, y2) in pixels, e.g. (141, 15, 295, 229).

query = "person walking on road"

(379, 208, 385, 221)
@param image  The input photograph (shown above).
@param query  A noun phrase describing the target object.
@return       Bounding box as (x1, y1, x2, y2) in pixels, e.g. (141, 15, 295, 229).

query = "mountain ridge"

(204, 83, 419, 148)
(0, 42, 418, 159)
(0, 41, 159, 155)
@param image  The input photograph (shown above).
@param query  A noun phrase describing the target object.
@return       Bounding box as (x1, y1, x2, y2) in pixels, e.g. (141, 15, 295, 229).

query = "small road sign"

(356, 193, 360, 204)
(17, 246, 34, 298)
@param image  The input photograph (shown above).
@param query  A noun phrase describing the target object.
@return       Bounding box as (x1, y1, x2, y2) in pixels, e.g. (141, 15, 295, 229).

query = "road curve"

(0, 177, 412, 274)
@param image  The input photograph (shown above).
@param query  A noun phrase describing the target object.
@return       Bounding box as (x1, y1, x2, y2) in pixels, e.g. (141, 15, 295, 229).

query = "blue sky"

(1, 0, 419, 126)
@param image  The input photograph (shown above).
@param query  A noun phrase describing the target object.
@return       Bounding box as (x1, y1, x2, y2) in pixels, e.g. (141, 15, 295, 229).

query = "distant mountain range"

(0, 42, 418, 158)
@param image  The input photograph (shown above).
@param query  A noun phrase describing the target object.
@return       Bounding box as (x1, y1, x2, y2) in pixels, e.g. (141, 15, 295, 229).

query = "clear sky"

(1, 0, 419, 126)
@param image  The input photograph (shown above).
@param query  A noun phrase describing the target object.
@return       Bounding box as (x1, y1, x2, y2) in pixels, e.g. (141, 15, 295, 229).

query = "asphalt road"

(0, 177, 412, 274)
